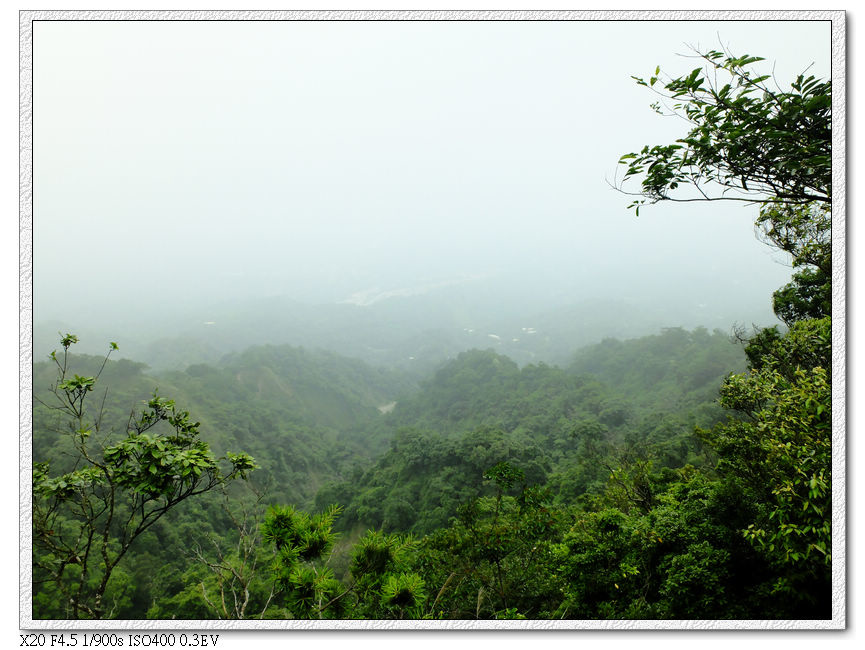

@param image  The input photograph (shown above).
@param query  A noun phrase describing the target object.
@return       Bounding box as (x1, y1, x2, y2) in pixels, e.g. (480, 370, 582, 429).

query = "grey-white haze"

(31, 18, 831, 365)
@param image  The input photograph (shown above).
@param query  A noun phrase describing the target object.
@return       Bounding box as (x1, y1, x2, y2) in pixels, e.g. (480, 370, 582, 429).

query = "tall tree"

(619, 46, 833, 617)
(32, 335, 257, 619)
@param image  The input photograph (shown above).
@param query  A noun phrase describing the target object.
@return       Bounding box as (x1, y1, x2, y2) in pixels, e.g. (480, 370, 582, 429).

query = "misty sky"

(32, 18, 832, 322)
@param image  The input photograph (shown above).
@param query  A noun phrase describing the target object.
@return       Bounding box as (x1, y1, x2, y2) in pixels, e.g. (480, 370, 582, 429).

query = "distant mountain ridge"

(33, 274, 778, 375)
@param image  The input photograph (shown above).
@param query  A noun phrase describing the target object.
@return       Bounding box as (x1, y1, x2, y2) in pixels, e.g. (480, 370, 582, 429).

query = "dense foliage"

(318, 334, 740, 536)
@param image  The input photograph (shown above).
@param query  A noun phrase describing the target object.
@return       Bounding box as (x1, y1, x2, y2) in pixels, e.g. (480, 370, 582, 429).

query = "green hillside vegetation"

(33, 343, 408, 508)
(32, 309, 830, 619)
(316, 330, 741, 537)
(568, 326, 747, 407)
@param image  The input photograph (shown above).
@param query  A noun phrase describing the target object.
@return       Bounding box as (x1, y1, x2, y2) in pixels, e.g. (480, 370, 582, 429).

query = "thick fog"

(31, 19, 831, 366)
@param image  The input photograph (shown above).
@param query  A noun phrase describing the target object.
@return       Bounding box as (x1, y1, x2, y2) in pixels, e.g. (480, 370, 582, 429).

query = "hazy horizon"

(31, 18, 832, 364)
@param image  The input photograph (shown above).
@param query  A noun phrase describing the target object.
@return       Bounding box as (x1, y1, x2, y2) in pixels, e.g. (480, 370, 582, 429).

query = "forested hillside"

(30, 318, 801, 620)
(318, 332, 741, 536)
(33, 344, 408, 508)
